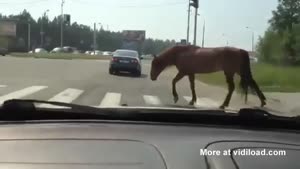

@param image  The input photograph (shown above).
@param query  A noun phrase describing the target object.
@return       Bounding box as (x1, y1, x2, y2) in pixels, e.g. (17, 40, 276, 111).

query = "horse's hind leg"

(172, 72, 185, 103)
(250, 79, 266, 107)
(188, 74, 196, 105)
(220, 73, 235, 109)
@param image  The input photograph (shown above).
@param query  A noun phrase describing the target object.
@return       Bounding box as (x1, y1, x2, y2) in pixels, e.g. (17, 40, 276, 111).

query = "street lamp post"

(28, 23, 31, 52)
(98, 23, 103, 31)
(60, 0, 65, 48)
(221, 33, 229, 46)
(193, 7, 198, 45)
(201, 19, 205, 47)
(93, 22, 101, 54)
(251, 31, 254, 52)
(40, 9, 49, 48)
(246, 26, 254, 52)
(186, 1, 191, 44)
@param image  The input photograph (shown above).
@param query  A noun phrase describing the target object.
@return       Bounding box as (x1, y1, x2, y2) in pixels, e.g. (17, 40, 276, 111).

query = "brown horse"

(150, 45, 266, 109)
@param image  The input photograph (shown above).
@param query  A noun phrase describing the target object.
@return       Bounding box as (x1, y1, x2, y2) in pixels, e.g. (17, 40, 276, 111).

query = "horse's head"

(150, 54, 165, 81)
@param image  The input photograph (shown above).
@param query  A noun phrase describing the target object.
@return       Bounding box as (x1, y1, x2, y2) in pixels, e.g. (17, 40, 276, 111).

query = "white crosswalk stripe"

(183, 96, 219, 108)
(0, 86, 48, 104)
(143, 95, 162, 106)
(99, 92, 121, 107)
(38, 88, 84, 108)
(0, 84, 227, 109)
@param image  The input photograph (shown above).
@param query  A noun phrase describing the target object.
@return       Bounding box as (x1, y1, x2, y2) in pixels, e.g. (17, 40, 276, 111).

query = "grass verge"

(196, 63, 300, 92)
(9, 53, 111, 60)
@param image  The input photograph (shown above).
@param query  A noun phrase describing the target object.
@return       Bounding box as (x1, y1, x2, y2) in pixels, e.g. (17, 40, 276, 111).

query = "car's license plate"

(120, 60, 129, 63)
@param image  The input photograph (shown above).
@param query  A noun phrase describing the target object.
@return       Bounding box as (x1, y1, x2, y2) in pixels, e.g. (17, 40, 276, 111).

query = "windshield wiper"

(0, 99, 299, 130)
(0, 99, 121, 120)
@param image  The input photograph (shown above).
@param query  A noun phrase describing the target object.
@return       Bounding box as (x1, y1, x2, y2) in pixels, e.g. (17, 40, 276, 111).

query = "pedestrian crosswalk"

(143, 95, 162, 106)
(99, 92, 122, 107)
(0, 86, 48, 104)
(183, 96, 219, 108)
(39, 88, 84, 108)
(0, 85, 223, 109)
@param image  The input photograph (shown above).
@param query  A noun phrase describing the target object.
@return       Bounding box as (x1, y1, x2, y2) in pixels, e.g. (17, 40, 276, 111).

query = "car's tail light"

(112, 58, 118, 62)
(131, 59, 138, 63)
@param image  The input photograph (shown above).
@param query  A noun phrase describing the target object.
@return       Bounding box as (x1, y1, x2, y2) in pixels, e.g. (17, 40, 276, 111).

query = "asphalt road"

(0, 56, 297, 116)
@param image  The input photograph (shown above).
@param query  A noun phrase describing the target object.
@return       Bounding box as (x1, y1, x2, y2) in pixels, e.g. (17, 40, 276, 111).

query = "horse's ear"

(153, 54, 157, 58)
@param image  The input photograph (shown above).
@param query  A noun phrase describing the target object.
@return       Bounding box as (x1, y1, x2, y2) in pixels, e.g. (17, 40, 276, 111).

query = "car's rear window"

(115, 50, 138, 57)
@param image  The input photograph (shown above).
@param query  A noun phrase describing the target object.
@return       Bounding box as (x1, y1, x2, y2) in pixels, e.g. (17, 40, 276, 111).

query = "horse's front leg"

(188, 74, 196, 105)
(172, 72, 185, 103)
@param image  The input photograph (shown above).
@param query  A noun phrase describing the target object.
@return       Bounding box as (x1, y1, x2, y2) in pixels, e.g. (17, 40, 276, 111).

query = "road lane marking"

(99, 92, 121, 107)
(0, 85, 7, 88)
(0, 86, 48, 104)
(143, 95, 162, 106)
(39, 88, 83, 108)
(183, 96, 219, 108)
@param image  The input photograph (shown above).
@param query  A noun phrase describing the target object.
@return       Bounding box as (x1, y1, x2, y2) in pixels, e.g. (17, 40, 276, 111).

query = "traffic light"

(190, 0, 198, 8)
(64, 14, 71, 25)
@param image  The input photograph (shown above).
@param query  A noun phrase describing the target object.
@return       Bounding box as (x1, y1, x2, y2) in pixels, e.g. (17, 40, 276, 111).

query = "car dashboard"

(0, 120, 299, 169)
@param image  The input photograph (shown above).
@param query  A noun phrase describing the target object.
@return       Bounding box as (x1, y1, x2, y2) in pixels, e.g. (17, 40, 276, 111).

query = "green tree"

(1, 10, 175, 54)
(257, 0, 300, 65)
(269, 0, 300, 32)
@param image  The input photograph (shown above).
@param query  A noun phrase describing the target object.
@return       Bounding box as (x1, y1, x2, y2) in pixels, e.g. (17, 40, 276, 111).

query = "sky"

(0, 0, 278, 51)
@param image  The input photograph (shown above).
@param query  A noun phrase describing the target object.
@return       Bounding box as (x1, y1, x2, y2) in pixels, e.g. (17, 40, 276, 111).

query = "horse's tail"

(239, 49, 258, 103)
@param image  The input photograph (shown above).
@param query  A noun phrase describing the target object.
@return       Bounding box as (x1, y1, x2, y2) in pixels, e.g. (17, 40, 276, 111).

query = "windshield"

(114, 50, 138, 57)
(0, 0, 299, 117)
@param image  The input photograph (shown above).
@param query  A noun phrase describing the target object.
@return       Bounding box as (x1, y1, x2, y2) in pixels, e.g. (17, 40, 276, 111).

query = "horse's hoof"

(173, 96, 179, 103)
(219, 105, 225, 109)
(261, 100, 266, 107)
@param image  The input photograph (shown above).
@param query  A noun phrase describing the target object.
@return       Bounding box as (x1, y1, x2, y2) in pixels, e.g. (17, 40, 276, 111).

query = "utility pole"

(93, 22, 96, 54)
(41, 9, 49, 48)
(201, 19, 205, 47)
(190, 0, 199, 45)
(28, 23, 31, 52)
(221, 33, 228, 46)
(60, 0, 65, 48)
(246, 26, 254, 52)
(252, 31, 254, 52)
(186, 1, 191, 44)
(193, 8, 198, 45)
